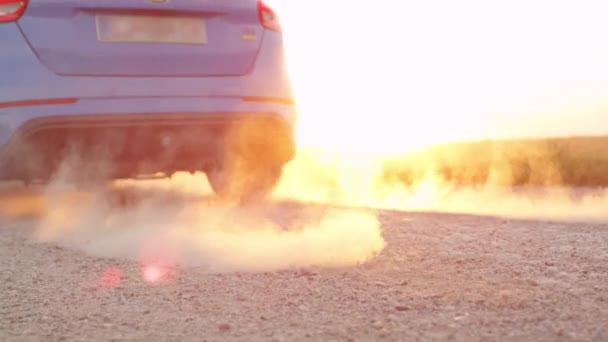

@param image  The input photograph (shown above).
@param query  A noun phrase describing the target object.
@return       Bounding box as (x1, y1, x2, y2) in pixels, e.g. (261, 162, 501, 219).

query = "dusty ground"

(1, 188, 608, 341)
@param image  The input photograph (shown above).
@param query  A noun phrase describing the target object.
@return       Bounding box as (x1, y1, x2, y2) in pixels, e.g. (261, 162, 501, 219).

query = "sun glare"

(271, 0, 608, 154)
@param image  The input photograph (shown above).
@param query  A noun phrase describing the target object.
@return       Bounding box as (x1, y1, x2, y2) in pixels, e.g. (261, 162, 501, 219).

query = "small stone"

(181, 293, 195, 300)
(499, 290, 512, 299)
(527, 279, 539, 287)
(219, 323, 231, 332)
(395, 305, 410, 312)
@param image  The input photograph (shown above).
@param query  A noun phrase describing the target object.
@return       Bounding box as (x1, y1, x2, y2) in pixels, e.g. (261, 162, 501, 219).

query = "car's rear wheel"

(206, 157, 283, 204)
(205, 117, 291, 204)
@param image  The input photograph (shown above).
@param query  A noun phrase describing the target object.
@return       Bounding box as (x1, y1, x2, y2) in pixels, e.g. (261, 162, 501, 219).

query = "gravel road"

(1, 187, 608, 342)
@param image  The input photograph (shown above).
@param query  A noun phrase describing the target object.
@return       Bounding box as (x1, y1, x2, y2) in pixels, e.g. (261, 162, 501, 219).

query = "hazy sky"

(273, 0, 608, 147)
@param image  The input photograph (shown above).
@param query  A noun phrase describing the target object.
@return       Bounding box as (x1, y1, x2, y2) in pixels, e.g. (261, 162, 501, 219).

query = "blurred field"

(383, 135, 608, 187)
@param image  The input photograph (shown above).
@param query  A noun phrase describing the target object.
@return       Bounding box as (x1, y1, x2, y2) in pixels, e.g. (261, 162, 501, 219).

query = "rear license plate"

(96, 15, 207, 44)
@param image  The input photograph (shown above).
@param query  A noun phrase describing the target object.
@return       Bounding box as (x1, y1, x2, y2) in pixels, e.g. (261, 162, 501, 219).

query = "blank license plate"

(96, 15, 207, 44)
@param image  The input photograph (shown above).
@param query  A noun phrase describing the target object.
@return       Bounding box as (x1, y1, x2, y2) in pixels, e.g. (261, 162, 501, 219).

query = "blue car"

(0, 0, 296, 201)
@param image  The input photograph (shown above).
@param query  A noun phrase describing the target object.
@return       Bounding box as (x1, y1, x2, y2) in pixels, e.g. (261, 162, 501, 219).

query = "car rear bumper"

(0, 97, 296, 181)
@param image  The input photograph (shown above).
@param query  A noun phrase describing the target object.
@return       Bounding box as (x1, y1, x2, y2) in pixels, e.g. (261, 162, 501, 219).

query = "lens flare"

(139, 237, 179, 284)
(142, 263, 171, 284)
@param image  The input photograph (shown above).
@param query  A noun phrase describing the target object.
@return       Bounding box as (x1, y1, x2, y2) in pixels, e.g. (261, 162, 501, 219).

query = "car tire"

(206, 157, 283, 204)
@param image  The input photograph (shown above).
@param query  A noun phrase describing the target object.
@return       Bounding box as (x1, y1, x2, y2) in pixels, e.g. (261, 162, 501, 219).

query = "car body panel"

(0, 0, 296, 181)
(0, 22, 293, 103)
(17, 0, 265, 76)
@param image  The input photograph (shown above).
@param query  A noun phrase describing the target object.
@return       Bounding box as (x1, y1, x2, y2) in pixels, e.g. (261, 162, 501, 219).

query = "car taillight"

(258, 0, 281, 32)
(0, 0, 27, 23)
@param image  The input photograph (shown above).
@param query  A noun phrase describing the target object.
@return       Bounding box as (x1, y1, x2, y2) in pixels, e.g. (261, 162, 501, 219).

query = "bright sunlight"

(271, 0, 608, 154)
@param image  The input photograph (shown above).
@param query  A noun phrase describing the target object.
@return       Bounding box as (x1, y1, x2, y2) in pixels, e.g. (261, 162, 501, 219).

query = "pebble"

(372, 320, 383, 329)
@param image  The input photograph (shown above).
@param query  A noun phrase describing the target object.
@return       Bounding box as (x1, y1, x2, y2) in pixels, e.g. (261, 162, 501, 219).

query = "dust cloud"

(274, 147, 608, 223)
(33, 169, 385, 274)
(22, 137, 608, 278)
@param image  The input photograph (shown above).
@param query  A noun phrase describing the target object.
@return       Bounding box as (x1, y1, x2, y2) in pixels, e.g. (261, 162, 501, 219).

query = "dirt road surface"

(1, 188, 608, 341)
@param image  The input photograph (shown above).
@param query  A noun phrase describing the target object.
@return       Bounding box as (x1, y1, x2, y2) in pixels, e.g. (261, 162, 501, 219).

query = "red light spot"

(100, 267, 124, 288)
(138, 238, 179, 285)
(141, 263, 175, 285)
